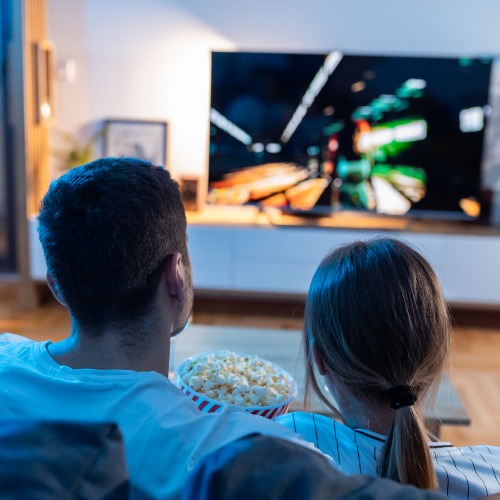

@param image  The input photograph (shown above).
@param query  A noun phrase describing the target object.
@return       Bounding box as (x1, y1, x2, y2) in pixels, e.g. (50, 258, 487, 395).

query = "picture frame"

(179, 176, 201, 212)
(103, 119, 168, 167)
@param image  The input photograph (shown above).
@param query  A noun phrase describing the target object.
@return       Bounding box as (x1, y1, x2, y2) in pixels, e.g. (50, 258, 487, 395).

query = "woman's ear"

(46, 272, 67, 307)
(164, 252, 186, 303)
(312, 343, 329, 376)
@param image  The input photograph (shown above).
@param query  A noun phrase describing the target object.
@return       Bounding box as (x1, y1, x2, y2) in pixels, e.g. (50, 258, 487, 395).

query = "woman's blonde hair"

(304, 237, 451, 490)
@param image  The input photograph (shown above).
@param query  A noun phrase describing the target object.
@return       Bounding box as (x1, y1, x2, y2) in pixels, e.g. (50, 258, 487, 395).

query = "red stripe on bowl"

(268, 407, 279, 419)
(261, 409, 270, 417)
(198, 400, 209, 411)
(208, 404, 221, 413)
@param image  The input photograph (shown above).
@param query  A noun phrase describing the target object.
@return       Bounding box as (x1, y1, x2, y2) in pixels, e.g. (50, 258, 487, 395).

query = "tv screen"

(207, 51, 493, 220)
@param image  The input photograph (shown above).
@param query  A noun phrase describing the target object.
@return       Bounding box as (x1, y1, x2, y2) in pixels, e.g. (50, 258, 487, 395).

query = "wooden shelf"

(187, 205, 500, 237)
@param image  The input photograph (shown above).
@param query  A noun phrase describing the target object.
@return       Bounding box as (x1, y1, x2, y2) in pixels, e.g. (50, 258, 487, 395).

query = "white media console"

(29, 210, 500, 307)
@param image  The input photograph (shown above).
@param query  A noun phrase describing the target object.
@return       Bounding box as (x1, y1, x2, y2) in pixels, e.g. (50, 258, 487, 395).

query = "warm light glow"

(459, 197, 481, 217)
(40, 102, 52, 119)
(159, 25, 236, 180)
(323, 106, 335, 116)
(351, 81, 366, 93)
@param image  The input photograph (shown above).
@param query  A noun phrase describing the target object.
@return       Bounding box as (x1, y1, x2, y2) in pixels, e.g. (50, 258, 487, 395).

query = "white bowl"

(174, 351, 298, 419)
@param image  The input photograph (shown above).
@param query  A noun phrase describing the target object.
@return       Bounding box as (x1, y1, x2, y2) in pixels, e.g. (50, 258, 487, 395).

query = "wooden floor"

(1, 284, 499, 447)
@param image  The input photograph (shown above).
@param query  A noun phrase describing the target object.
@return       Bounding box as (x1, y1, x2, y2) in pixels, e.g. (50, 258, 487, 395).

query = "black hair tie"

(387, 385, 417, 410)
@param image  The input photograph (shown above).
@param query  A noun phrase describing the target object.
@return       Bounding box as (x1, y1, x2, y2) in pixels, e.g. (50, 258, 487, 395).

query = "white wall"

(46, 0, 500, 188)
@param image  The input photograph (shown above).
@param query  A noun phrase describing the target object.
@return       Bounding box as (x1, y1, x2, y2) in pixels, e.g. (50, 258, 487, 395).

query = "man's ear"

(164, 252, 186, 303)
(46, 272, 67, 307)
(312, 343, 329, 376)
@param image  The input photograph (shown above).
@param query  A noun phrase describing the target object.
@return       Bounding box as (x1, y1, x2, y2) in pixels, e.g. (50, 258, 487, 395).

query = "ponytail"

(378, 406, 438, 490)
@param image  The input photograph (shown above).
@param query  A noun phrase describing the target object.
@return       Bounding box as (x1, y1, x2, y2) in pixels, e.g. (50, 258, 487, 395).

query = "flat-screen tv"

(207, 51, 493, 220)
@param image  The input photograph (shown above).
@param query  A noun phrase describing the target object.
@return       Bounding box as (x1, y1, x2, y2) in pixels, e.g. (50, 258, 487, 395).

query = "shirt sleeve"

(0, 333, 34, 344)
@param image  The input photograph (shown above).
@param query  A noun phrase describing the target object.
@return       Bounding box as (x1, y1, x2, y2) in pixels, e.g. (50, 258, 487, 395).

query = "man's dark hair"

(38, 157, 188, 328)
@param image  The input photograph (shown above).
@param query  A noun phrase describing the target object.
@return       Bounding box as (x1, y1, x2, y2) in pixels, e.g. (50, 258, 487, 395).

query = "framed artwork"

(179, 176, 201, 212)
(103, 119, 168, 167)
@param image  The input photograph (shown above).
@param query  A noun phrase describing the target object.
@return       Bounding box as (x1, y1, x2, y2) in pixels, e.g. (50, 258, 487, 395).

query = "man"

(0, 158, 304, 499)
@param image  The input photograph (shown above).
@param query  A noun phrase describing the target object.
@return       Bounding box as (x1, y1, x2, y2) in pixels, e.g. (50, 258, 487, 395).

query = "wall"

(46, 0, 91, 171)
(0, 3, 8, 228)
(46, 0, 500, 189)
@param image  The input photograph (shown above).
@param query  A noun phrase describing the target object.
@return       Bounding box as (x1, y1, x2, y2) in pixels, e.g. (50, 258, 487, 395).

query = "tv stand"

(184, 207, 500, 308)
(29, 210, 500, 307)
(265, 207, 411, 230)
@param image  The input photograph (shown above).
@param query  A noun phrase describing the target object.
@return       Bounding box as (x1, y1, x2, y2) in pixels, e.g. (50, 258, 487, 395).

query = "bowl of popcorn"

(174, 350, 298, 419)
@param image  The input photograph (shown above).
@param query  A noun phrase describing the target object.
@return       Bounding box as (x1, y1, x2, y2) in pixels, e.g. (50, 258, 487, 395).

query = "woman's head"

(304, 237, 451, 489)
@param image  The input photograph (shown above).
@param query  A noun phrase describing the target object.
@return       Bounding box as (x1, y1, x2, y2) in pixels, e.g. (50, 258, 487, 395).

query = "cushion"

(0, 419, 129, 499)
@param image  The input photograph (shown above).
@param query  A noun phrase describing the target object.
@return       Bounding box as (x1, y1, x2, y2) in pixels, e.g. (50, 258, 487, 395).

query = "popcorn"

(176, 350, 294, 407)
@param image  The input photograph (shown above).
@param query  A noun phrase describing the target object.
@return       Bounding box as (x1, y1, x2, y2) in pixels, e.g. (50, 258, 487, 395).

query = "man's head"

(38, 157, 192, 335)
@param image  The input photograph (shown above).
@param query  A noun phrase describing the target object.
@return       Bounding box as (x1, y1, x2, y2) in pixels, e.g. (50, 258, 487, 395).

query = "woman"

(277, 238, 500, 497)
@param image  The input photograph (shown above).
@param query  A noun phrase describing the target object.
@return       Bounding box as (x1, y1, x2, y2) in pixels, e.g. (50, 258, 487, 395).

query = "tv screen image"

(208, 51, 493, 220)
